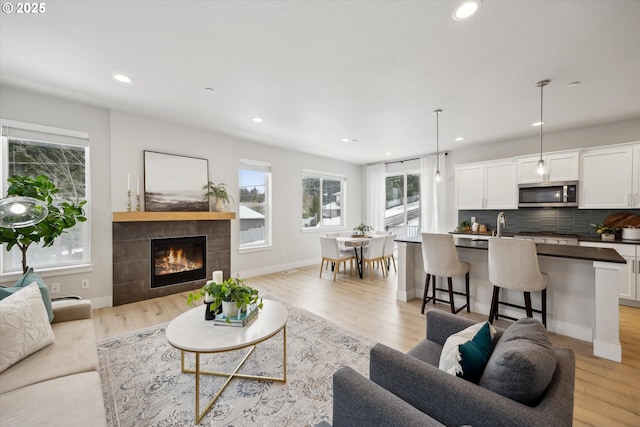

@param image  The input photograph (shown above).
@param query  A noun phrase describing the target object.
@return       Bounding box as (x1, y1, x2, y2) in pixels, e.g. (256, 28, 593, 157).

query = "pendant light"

(535, 79, 550, 175)
(434, 109, 442, 183)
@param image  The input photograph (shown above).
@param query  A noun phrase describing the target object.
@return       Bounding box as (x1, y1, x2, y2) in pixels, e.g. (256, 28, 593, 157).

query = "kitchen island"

(396, 236, 626, 362)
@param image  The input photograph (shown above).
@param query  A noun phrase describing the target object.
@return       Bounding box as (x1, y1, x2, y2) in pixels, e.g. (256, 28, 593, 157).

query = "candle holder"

(127, 190, 132, 212)
(136, 194, 141, 212)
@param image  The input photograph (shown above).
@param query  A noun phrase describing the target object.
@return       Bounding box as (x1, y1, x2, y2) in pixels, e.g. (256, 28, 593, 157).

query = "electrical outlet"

(51, 283, 61, 294)
(81, 279, 89, 289)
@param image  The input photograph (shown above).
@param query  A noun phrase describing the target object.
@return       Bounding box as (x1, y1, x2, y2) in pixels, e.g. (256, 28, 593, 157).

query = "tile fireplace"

(151, 236, 206, 288)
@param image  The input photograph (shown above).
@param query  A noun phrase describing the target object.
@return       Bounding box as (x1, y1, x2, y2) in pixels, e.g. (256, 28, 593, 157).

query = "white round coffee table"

(166, 299, 288, 424)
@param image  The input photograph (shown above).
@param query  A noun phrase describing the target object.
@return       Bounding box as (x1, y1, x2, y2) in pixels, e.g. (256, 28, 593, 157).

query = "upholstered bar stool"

(420, 233, 470, 314)
(488, 237, 548, 327)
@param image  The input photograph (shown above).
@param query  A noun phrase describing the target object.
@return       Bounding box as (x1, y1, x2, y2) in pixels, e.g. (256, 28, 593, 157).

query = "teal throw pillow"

(439, 321, 496, 383)
(0, 268, 54, 322)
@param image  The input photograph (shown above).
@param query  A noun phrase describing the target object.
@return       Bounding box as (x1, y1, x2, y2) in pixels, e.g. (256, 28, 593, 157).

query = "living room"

(1, 1, 640, 426)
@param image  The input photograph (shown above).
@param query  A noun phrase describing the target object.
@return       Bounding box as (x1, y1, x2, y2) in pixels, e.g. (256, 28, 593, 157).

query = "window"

(239, 159, 271, 251)
(1, 120, 90, 273)
(302, 170, 346, 230)
(385, 173, 420, 238)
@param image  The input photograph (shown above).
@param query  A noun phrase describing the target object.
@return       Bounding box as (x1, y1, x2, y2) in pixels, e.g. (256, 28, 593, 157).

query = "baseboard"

(236, 258, 318, 278)
(90, 295, 113, 309)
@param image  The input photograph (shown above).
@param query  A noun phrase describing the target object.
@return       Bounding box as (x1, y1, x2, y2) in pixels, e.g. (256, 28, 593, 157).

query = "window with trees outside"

(385, 173, 420, 238)
(302, 170, 346, 230)
(239, 159, 271, 251)
(1, 120, 90, 274)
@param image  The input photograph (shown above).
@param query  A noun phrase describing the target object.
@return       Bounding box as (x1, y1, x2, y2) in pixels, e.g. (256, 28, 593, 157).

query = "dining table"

(336, 236, 371, 278)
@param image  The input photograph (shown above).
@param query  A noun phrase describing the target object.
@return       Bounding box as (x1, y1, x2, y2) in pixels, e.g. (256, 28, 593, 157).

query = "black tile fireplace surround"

(112, 220, 230, 306)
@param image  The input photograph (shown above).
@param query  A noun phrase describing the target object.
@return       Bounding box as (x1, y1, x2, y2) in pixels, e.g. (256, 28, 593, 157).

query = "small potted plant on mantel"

(187, 276, 263, 322)
(352, 223, 373, 237)
(202, 181, 233, 212)
(590, 223, 619, 241)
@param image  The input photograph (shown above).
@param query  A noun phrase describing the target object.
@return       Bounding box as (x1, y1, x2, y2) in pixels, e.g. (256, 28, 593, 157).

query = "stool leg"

(489, 286, 500, 324)
(465, 272, 470, 313)
(524, 291, 533, 318)
(421, 274, 431, 314)
(431, 275, 437, 305)
(541, 289, 547, 328)
(447, 276, 455, 313)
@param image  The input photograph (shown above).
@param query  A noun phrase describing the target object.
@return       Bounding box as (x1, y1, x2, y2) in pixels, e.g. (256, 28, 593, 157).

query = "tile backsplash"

(458, 208, 640, 238)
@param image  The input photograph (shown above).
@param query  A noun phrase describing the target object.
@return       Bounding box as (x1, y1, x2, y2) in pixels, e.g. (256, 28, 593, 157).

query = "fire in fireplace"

(150, 236, 206, 288)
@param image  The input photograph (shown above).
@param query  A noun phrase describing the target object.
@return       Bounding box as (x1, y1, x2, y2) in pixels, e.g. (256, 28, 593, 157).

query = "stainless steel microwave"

(518, 181, 578, 207)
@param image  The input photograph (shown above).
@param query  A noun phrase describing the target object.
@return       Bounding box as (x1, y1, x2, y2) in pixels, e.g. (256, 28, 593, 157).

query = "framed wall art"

(143, 151, 209, 212)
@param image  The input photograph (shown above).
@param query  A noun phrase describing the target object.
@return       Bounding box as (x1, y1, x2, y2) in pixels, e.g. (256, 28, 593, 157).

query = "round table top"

(166, 299, 288, 353)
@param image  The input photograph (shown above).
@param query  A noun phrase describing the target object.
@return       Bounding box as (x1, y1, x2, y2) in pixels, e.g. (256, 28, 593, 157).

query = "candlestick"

(127, 189, 131, 212)
(136, 178, 140, 196)
(127, 173, 130, 191)
(212, 270, 223, 283)
(136, 193, 141, 212)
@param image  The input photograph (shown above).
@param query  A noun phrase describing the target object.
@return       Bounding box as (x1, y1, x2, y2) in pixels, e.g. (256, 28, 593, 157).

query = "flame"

(155, 246, 202, 275)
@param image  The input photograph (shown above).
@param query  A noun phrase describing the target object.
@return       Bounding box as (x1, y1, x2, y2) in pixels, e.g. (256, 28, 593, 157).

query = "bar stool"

(488, 238, 548, 327)
(420, 233, 470, 314)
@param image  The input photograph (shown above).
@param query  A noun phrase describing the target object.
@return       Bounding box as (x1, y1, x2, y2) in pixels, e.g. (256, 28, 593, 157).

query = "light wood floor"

(93, 263, 640, 426)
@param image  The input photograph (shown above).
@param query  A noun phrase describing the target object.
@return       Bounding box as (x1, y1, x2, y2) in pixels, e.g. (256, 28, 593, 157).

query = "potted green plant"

(0, 175, 87, 273)
(202, 181, 233, 212)
(456, 220, 472, 232)
(353, 223, 373, 237)
(590, 223, 619, 241)
(187, 276, 263, 322)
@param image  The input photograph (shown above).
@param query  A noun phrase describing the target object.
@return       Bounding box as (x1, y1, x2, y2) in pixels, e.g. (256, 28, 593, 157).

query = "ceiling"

(1, 1, 639, 165)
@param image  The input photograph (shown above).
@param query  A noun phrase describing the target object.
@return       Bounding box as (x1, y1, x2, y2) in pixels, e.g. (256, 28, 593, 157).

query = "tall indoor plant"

(0, 175, 87, 273)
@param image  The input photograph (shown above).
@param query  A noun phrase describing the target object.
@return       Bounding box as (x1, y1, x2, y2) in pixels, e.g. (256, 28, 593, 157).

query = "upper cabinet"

(516, 151, 579, 183)
(455, 160, 517, 210)
(579, 144, 639, 209)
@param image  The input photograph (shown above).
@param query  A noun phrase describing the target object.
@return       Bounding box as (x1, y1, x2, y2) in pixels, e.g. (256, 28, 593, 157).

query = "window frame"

(0, 119, 91, 276)
(301, 169, 347, 232)
(238, 159, 272, 253)
(384, 170, 421, 236)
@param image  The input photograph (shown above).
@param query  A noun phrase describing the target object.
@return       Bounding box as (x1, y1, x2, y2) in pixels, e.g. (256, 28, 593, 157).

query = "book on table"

(213, 305, 259, 327)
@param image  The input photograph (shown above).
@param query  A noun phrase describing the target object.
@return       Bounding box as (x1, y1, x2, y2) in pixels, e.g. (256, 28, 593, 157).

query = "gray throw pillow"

(479, 317, 556, 405)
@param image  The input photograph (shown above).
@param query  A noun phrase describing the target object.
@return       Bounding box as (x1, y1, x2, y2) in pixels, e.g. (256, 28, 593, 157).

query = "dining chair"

(420, 233, 470, 314)
(319, 236, 355, 281)
(488, 237, 548, 327)
(382, 234, 397, 273)
(361, 235, 387, 281)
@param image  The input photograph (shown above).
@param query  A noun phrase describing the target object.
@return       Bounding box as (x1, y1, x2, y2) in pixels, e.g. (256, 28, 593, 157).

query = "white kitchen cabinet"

(455, 160, 517, 210)
(580, 241, 637, 301)
(579, 143, 640, 208)
(516, 150, 579, 183)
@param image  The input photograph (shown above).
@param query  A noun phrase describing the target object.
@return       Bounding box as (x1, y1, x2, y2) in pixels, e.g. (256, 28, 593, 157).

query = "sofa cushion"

(479, 317, 557, 405)
(0, 371, 107, 427)
(0, 267, 54, 322)
(0, 283, 55, 373)
(0, 317, 98, 394)
(438, 321, 495, 383)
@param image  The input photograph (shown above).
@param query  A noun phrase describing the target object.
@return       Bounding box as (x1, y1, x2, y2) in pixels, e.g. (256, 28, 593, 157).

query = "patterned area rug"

(97, 300, 374, 426)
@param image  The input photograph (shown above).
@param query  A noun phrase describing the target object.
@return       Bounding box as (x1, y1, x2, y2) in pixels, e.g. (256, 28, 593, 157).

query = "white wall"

(0, 85, 113, 307)
(109, 110, 363, 278)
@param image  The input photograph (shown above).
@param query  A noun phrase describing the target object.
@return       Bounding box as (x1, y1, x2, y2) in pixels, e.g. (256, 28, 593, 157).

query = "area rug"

(97, 300, 375, 426)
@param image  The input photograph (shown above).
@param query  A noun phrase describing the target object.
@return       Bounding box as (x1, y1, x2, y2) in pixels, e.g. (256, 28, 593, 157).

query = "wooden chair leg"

(465, 272, 470, 313)
(447, 277, 455, 313)
(489, 286, 500, 324)
(524, 291, 533, 318)
(319, 259, 325, 278)
(541, 288, 547, 328)
(421, 274, 431, 314)
(333, 261, 339, 281)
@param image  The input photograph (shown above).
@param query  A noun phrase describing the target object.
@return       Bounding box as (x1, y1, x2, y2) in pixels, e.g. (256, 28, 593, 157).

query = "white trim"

(1, 119, 89, 145)
(236, 257, 318, 279)
(0, 263, 94, 283)
(238, 244, 273, 254)
(302, 169, 347, 179)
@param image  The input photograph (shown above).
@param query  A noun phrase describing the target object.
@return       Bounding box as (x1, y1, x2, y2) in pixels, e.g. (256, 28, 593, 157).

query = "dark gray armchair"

(332, 310, 575, 427)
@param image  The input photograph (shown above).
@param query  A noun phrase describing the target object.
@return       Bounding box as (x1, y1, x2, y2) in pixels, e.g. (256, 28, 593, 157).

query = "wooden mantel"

(113, 211, 236, 222)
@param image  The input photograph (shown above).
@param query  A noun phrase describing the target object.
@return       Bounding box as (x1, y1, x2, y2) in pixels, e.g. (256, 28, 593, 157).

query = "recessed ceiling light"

(251, 117, 264, 123)
(341, 138, 350, 142)
(112, 74, 132, 84)
(385, 152, 392, 156)
(452, 0, 482, 21)
(531, 121, 546, 127)
(567, 81, 580, 87)
(455, 137, 465, 141)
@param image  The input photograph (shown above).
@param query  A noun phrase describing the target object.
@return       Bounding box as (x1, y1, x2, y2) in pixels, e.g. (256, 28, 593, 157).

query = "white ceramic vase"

(601, 233, 615, 241)
(222, 300, 238, 317)
(215, 198, 224, 212)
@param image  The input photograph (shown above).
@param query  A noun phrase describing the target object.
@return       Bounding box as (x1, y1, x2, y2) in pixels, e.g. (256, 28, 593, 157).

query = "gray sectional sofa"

(0, 299, 107, 427)
(332, 310, 575, 427)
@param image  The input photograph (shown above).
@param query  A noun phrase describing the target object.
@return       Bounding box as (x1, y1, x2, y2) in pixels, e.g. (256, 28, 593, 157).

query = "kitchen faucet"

(497, 211, 506, 238)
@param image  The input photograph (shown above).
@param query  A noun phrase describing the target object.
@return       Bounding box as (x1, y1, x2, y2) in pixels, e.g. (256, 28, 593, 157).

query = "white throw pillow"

(0, 282, 55, 373)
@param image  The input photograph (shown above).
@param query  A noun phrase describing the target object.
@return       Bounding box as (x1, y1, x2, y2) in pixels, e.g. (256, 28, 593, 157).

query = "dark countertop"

(397, 236, 626, 264)
(450, 231, 640, 246)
